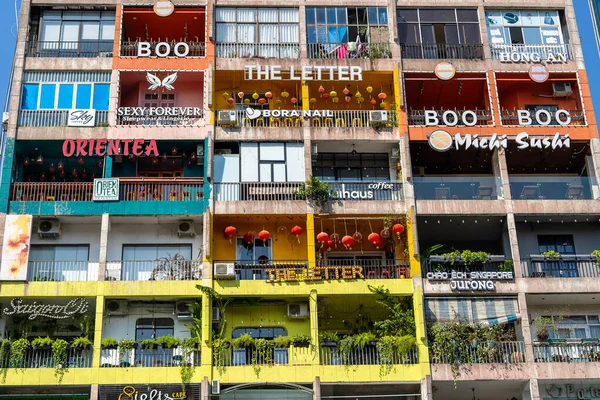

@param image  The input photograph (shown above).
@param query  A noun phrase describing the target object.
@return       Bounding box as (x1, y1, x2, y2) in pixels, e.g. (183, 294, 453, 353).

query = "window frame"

(39, 10, 116, 43)
(396, 8, 482, 45)
(306, 6, 389, 44)
(313, 153, 390, 182)
(215, 7, 299, 45)
(20, 82, 110, 110)
(484, 10, 565, 46)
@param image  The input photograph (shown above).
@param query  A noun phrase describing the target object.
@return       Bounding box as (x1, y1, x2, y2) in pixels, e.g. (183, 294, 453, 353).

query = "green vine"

(9, 338, 29, 371)
(180, 337, 198, 387)
(52, 339, 68, 382)
(118, 339, 136, 362)
(377, 335, 416, 377)
(251, 338, 272, 377)
(294, 176, 336, 209)
(592, 250, 600, 267)
(196, 285, 232, 373)
(541, 250, 560, 259)
(498, 259, 514, 272)
(0, 339, 10, 383)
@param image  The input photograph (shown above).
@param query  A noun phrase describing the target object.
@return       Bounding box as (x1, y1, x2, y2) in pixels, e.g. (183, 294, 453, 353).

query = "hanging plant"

(294, 176, 335, 210)
(71, 337, 93, 351)
(273, 336, 291, 349)
(251, 338, 273, 378)
(32, 336, 54, 350)
(180, 337, 199, 385)
(141, 338, 159, 350)
(0, 339, 10, 382)
(101, 338, 118, 350)
(52, 339, 69, 382)
(157, 335, 180, 349)
(377, 335, 416, 377)
(9, 338, 29, 370)
(118, 339, 136, 361)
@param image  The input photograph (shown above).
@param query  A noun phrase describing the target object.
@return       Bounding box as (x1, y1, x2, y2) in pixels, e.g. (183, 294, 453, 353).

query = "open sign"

(93, 178, 119, 201)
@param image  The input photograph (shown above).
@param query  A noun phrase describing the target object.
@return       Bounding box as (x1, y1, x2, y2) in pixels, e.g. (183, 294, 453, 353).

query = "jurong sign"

(426, 271, 514, 292)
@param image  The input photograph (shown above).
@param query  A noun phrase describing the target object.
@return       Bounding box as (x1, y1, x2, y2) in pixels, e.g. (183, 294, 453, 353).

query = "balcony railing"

(217, 110, 395, 129)
(413, 176, 500, 200)
(509, 176, 595, 200)
(106, 260, 202, 281)
(491, 44, 574, 61)
(214, 182, 302, 201)
(408, 109, 493, 126)
(26, 40, 114, 58)
(216, 43, 299, 58)
(120, 41, 206, 57)
(423, 255, 510, 275)
(431, 341, 525, 364)
(101, 345, 200, 368)
(214, 260, 308, 281)
(18, 110, 109, 127)
(11, 182, 94, 202)
(521, 255, 598, 278)
(328, 182, 403, 201)
(27, 261, 96, 282)
(307, 43, 393, 59)
(320, 345, 418, 365)
(534, 341, 600, 362)
(0, 347, 92, 369)
(401, 43, 484, 60)
(215, 346, 312, 367)
(318, 259, 410, 279)
(500, 109, 585, 126)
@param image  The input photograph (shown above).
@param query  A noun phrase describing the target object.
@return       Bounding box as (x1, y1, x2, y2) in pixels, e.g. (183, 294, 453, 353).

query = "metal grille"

(23, 71, 111, 83)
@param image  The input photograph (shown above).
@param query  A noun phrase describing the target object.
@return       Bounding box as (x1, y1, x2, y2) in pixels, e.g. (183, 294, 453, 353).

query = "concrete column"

(399, 136, 414, 205)
(307, 214, 316, 268)
(203, 210, 212, 264)
(313, 376, 321, 400)
(530, 378, 541, 400)
(518, 292, 535, 363)
(420, 375, 433, 400)
(109, 69, 119, 127)
(92, 296, 105, 368)
(506, 213, 524, 277)
(477, 5, 492, 60)
(299, 4, 308, 59)
(304, 139, 313, 181)
(201, 292, 213, 372)
(90, 384, 99, 400)
(97, 213, 110, 281)
(309, 289, 320, 365)
(589, 138, 600, 199)
(201, 376, 210, 400)
(493, 148, 511, 201)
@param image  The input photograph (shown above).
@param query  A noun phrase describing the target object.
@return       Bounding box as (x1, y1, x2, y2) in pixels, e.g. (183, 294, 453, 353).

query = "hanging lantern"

(370, 98, 377, 105)
(355, 91, 362, 98)
(325, 239, 335, 250)
(352, 231, 363, 243)
(318, 86, 325, 96)
(378, 92, 387, 99)
(343, 87, 350, 95)
(36, 155, 43, 165)
(181, 151, 187, 159)
(265, 91, 273, 99)
(171, 146, 178, 156)
(23, 158, 30, 167)
(224, 226, 237, 244)
(252, 92, 259, 100)
(380, 101, 386, 109)
(171, 159, 176, 167)
(291, 97, 298, 104)
(190, 152, 197, 161)
(332, 97, 339, 103)
(330, 90, 337, 98)
(357, 97, 364, 104)
(380, 229, 391, 239)
(81, 168, 88, 178)
(316, 232, 329, 248)
(77, 156, 84, 165)
(366, 86, 373, 93)
(290, 225, 303, 243)
(71, 168, 78, 177)
(97, 159, 104, 168)
(322, 93, 330, 99)
(281, 90, 289, 98)
(309, 98, 316, 104)
(187, 159, 192, 166)
(275, 98, 282, 105)
(244, 98, 250, 104)
(59, 170, 66, 178)
(257, 98, 267, 105)
(345, 96, 351, 103)
(258, 230, 271, 246)
(152, 157, 160, 165)
(58, 161, 64, 171)
(129, 154, 136, 162)
(222, 92, 230, 99)
(243, 231, 255, 245)
(330, 232, 340, 244)
(162, 153, 168, 162)
(368, 233, 381, 249)
(51, 175, 56, 182)
(40, 172, 46, 182)
(341, 235, 355, 250)
(237, 91, 245, 99)
(227, 97, 235, 105)
(91, 172, 96, 179)
(392, 223, 405, 238)
(49, 162, 55, 173)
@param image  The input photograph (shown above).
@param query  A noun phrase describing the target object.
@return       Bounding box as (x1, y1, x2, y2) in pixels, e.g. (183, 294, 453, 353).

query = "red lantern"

(343, 87, 350, 95)
(392, 223, 405, 238)
(40, 172, 46, 182)
(77, 156, 84, 165)
(257, 98, 267, 105)
(97, 159, 104, 168)
(162, 153, 168, 162)
(380, 229, 391, 239)
(368, 233, 381, 247)
(227, 97, 235, 104)
(224, 226, 237, 243)
(378, 92, 387, 99)
(258, 230, 271, 245)
(58, 161, 64, 171)
(181, 151, 187, 159)
(60, 171, 65, 178)
(345, 96, 351, 103)
(318, 85, 325, 95)
(81, 168, 88, 178)
(322, 93, 330, 99)
(51, 175, 56, 182)
(237, 91, 245, 99)
(265, 91, 273, 99)
(370, 98, 377, 105)
(152, 157, 160, 165)
(171, 159, 176, 167)
(71, 168, 78, 177)
(325, 239, 334, 250)
(23, 158, 30, 167)
(129, 154, 136, 162)
(341, 235, 355, 250)
(291, 225, 303, 243)
(49, 163, 55, 173)
(190, 152, 197, 161)
(291, 97, 298, 104)
(36, 155, 43, 165)
(171, 146, 178, 155)
(243, 231, 255, 245)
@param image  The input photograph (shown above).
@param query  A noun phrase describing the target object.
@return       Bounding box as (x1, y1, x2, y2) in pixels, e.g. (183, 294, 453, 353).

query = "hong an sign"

(426, 270, 514, 292)
(93, 178, 119, 201)
(3, 297, 89, 320)
(117, 106, 202, 124)
(62, 139, 159, 157)
(244, 65, 363, 81)
(68, 109, 96, 127)
(497, 52, 568, 63)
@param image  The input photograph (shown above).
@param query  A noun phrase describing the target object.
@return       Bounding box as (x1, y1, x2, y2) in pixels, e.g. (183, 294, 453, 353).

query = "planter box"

(488, 255, 506, 262)
(578, 254, 595, 261)
(428, 255, 445, 263)
(102, 345, 118, 350)
(293, 341, 310, 348)
(320, 341, 338, 347)
(560, 255, 576, 261)
(530, 255, 545, 262)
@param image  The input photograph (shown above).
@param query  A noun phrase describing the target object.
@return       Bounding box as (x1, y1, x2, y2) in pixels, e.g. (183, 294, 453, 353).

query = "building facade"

(0, 1, 598, 400)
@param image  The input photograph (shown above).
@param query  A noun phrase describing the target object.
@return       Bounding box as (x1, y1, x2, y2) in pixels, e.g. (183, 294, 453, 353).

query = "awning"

(425, 296, 520, 325)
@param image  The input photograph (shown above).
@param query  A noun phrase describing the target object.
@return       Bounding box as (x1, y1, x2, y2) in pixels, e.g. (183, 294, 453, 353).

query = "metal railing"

(413, 176, 501, 200)
(320, 345, 418, 365)
(307, 43, 392, 59)
(401, 43, 484, 60)
(509, 176, 595, 200)
(120, 41, 206, 57)
(0, 348, 92, 369)
(11, 182, 94, 202)
(534, 342, 600, 362)
(214, 261, 308, 281)
(119, 178, 204, 201)
(431, 341, 525, 364)
(100, 345, 200, 368)
(216, 43, 299, 59)
(490, 44, 574, 61)
(105, 260, 202, 281)
(318, 259, 410, 279)
(214, 182, 302, 201)
(328, 182, 403, 201)
(18, 110, 109, 127)
(26, 40, 114, 58)
(423, 256, 511, 275)
(408, 109, 493, 126)
(27, 261, 96, 282)
(215, 346, 313, 367)
(521, 255, 598, 278)
(500, 109, 585, 126)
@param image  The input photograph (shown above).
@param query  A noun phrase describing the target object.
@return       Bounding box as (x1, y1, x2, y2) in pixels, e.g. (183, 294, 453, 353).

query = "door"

(537, 235, 577, 277)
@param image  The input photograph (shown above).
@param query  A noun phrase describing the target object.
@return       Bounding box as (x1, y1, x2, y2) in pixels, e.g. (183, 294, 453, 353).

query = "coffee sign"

(68, 109, 96, 127)
(93, 178, 119, 201)
(426, 270, 514, 291)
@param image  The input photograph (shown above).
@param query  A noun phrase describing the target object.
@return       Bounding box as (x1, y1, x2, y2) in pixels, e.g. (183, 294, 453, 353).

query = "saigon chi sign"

(3, 297, 89, 320)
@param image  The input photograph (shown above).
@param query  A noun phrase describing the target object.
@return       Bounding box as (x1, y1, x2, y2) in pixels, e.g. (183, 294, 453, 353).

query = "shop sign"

(93, 178, 119, 201)
(67, 109, 96, 127)
(147, 72, 177, 91)
(245, 107, 333, 120)
(153, 0, 174, 17)
(3, 297, 89, 320)
(424, 109, 573, 126)
(117, 385, 187, 400)
(428, 130, 570, 152)
(331, 182, 394, 200)
(138, 42, 190, 58)
(266, 266, 364, 283)
(434, 62, 456, 80)
(426, 270, 513, 291)
(497, 52, 567, 63)
(62, 139, 159, 157)
(244, 65, 363, 81)
(546, 383, 600, 399)
(117, 107, 202, 124)
(529, 64, 550, 83)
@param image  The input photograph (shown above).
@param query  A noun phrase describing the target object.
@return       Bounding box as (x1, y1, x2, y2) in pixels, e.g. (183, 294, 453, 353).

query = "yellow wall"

(225, 302, 311, 339)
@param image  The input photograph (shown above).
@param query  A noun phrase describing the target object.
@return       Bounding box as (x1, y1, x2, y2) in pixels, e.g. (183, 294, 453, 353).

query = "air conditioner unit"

(370, 110, 389, 127)
(218, 110, 237, 126)
(211, 380, 221, 395)
(37, 219, 61, 239)
(177, 220, 196, 238)
(212, 307, 220, 322)
(196, 144, 205, 166)
(214, 263, 235, 279)
(106, 300, 128, 316)
(552, 82, 573, 97)
(176, 301, 191, 317)
(287, 303, 309, 319)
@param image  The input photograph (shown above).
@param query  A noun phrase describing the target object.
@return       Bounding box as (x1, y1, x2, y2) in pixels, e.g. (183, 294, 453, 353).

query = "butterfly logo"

(245, 107, 261, 120)
(146, 72, 178, 90)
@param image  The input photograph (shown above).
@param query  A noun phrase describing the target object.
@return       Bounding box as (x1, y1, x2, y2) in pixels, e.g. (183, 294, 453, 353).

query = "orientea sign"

(244, 65, 363, 81)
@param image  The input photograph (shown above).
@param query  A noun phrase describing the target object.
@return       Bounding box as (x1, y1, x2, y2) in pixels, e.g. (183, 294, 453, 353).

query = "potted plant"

(101, 338, 118, 350)
(31, 336, 54, 350)
(291, 334, 311, 348)
(541, 250, 561, 259)
(233, 333, 254, 349)
(52, 338, 69, 381)
(118, 339, 137, 360)
(273, 336, 291, 349)
(251, 338, 273, 377)
(318, 332, 339, 347)
(10, 338, 30, 368)
(354, 332, 377, 348)
(71, 337, 93, 351)
(535, 316, 553, 342)
(182, 337, 200, 350)
(141, 338, 159, 350)
(157, 335, 180, 349)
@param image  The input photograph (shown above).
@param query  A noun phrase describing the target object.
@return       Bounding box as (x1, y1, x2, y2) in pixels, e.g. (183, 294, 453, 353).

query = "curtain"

(258, 8, 278, 23)
(41, 20, 61, 42)
(216, 23, 236, 42)
(259, 24, 278, 57)
(280, 24, 299, 42)
(81, 21, 99, 40)
(237, 8, 256, 23)
(280, 8, 299, 23)
(215, 8, 236, 22)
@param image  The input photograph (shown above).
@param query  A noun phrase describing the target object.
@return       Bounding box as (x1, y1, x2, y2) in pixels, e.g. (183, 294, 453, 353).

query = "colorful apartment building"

(0, 1, 599, 400)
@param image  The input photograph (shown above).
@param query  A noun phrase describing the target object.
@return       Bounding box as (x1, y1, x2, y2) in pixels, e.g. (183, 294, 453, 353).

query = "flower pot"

(319, 341, 338, 347)
(33, 345, 52, 351)
(293, 341, 310, 348)
(367, 341, 378, 347)
(102, 345, 118, 350)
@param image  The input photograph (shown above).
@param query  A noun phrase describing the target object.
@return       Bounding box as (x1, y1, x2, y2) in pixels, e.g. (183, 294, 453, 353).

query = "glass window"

(92, 83, 110, 110)
(397, 8, 481, 47)
(57, 84, 74, 109)
(135, 318, 174, 341)
(122, 245, 192, 261)
(41, 20, 61, 42)
(39, 84, 56, 109)
(232, 327, 288, 339)
(236, 237, 272, 262)
(75, 84, 92, 108)
(21, 84, 39, 110)
(307, 6, 388, 44)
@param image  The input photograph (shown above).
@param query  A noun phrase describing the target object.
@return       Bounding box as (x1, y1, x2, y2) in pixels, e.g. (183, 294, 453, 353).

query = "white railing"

(217, 110, 395, 128)
(432, 341, 525, 364)
(490, 44, 573, 61)
(216, 43, 300, 59)
(215, 346, 313, 367)
(214, 182, 303, 201)
(408, 109, 493, 126)
(27, 261, 98, 282)
(18, 110, 109, 127)
(100, 345, 200, 368)
(320, 345, 418, 365)
(105, 260, 202, 281)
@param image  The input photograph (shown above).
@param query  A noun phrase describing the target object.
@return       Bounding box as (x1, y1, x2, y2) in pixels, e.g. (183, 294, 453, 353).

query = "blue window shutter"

(39, 84, 56, 109)
(21, 84, 39, 110)
(57, 84, 74, 109)
(92, 83, 110, 110)
(75, 84, 92, 109)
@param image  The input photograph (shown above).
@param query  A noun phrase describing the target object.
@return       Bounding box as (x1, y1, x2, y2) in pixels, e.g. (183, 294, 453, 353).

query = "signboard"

(497, 52, 567, 63)
(93, 178, 119, 201)
(266, 266, 365, 283)
(529, 64, 550, 83)
(434, 62, 456, 80)
(138, 43, 190, 57)
(428, 130, 570, 152)
(244, 65, 363, 81)
(545, 384, 600, 400)
(67, 109, 96, 127)
(62, 139, 159, 157)
(0, 215, 32, 281)
(245, 107, 333, 120)
(146, 72, 177, 90)
(99, 385, 195, 400)
(117, 106, 203, 125)
(3, 297, 89, 320)
(331, 182, 395, 200)
(426, 270, 514, 291)
(424, 109, 573, 127)
(153, 0, 174, 17)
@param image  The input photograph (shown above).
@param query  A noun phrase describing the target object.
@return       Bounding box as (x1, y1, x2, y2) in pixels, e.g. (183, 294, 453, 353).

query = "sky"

(0, 0, 21, 114)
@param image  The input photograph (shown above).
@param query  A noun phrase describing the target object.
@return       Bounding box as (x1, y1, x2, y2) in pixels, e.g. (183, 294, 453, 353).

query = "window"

(545, 315, 600, 339)
(313, 153, 390, 182)
(215, 8, 299, 58)
(236, 237, 272, 263)
(537, 235, 577, 277)
(232, 327, 287, 339)
(20, 82, 111, 110)
(121, 244, 193, 281)
(525, 104, 560, 126)
(28, 245, 89, 281)
(485, 10, 564, 49)
(135, 318, 175, 340)
(306, 7, 388, 45)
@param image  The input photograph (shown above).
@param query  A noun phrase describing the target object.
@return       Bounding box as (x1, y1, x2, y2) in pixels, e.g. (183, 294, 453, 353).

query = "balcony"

(27, 260, 97, 282)
(120, 41, 206, 57)
(408, 109, 493, 126)
(307, 42, 392, 59)
(328, 182, 403, 201)
(214, 260, 308, 281)
(521, 255, 598, 278)
(18, 110, 109, 127)
(214, 182, 302, 202)
(318, 259, 410, 280)
(400, 43, 484, 60)
(216, 43, 300, 59)
(509, 176, 595, 200)
(101, 345, 200, 368)
(216, 346, 312, 367)
(490, 44, 574, 62)
(431, 341, 525, 364)
(0, 347, 92, 369)
(106, 259, 203, 281)
(500, 109, 585, 126)
(320, 344, 418, 365)
(26, 40, 114, 58)
(413, 176, 500, 200)
(533, 341, 600, 363)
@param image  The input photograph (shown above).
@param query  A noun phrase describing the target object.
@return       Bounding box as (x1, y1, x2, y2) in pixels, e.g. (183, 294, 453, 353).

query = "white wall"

(30, 222, 102, 260)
